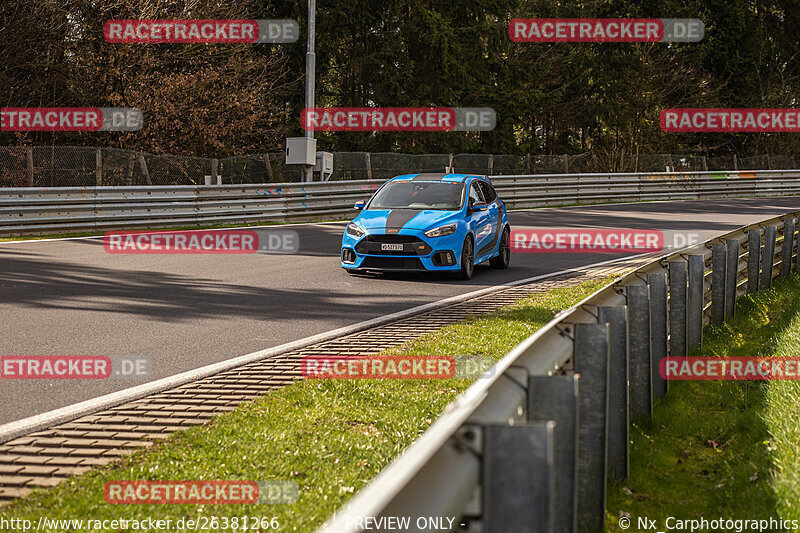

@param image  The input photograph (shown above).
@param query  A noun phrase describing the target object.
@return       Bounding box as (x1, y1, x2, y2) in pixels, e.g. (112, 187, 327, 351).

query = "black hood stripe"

(385, 209, 423, 232)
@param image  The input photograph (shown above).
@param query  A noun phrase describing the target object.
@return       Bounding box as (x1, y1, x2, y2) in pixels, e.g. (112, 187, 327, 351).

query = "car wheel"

(455, 235, 475, 280)
(489, 227, 510, 269)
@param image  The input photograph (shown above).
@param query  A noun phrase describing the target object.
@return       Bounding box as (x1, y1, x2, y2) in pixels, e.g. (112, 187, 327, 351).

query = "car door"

(467, 181, 492, 256)
(476, 180, 501, 257)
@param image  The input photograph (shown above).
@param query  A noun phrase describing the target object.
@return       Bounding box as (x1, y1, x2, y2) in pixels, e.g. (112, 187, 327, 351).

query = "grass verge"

(605, 273, 800, 531)
(1, 276, 612, 532)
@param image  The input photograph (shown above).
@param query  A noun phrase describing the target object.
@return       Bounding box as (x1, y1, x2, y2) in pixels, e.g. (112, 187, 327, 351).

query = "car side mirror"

(471, 202, 488, 212)
(354, 200, 366, 210)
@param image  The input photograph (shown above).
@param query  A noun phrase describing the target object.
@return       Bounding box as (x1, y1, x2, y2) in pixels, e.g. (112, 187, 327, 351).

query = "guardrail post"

(95, 148, 103, 186)
(711, 244, 726, 324)
(796, 218, 800, 272)
(138, 154, 152, 185)
(761, 225, 777, 290)
(573, 323, 610, 532)
(626, 285, 652, 419)
(725, 239, 740, 318)
(687, 255, 704, 348)
(365, 152, 373, 180)
(597, 306, 629, 480)
(647, 273, 668, 399)
(211, 158, 220, 185)
(747, 229, 761, 293)
(528, 375, 579, 533)
(782, 219, 795, 277)
(26, 147, 34, 187)
(669, 261, 688, 357)
(483, 422, 555, 533)
(263, 154, 274, 181)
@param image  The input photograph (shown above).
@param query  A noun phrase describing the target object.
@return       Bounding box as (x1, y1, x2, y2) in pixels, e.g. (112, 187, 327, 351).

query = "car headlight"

(346, 222, 365, 238)
(424, 223, 457, 238)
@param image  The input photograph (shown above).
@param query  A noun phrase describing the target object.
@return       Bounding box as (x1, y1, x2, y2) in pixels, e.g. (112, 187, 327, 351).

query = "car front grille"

(360, 257, 424, 270)
(355, 235, 432, 256)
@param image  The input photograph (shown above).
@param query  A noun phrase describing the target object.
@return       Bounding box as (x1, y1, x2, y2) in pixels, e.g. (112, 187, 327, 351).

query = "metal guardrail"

(317, 211, 798, 533)
(1, 170, 799, 235)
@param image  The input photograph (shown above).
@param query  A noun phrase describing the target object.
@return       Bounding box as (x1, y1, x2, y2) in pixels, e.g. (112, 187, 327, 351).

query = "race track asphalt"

(1, 196, 799, 425)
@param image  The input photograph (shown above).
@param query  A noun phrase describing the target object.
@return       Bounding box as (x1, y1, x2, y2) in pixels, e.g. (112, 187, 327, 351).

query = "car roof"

(389, 173, 490, 184)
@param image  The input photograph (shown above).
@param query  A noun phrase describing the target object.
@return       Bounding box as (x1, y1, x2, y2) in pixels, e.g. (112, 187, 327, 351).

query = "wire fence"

(1, 146, 797, 187)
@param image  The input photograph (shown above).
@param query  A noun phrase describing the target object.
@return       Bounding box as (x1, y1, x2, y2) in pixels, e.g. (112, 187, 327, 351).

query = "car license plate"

(381, 243, 404, 251)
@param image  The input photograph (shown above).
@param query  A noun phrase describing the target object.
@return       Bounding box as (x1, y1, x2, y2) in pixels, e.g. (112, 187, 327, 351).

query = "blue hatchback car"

(341, 173, 511, 279)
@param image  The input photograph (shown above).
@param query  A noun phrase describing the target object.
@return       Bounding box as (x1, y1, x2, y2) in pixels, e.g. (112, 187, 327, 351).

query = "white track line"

(0, 221, 346, 245)
(0, 253, 645, 444)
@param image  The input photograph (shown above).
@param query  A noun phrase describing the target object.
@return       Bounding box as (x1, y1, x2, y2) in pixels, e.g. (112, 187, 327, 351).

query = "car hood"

(356, 209, 460, 231)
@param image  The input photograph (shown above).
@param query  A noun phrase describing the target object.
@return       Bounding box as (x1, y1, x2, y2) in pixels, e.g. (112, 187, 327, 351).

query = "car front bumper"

(340, 229, 464, 272)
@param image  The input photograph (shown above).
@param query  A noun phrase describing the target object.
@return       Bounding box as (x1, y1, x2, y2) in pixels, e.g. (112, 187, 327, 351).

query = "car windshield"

(368, 182, 465, 210)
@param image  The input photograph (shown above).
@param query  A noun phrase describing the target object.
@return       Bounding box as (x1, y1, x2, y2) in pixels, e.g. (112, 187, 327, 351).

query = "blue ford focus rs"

(341, 173, 511, 279)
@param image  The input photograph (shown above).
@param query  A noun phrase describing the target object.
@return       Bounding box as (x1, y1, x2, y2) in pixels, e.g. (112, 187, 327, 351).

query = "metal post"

(487, 154, 494, 175)
(95, 148, 102, 186)
(687, 255, 704, 348)
(573, 323, 610, 532)
(747, 229, 760, 293)
(627, 285, 652, 419)
(762, 225, 777, 290)
(725, 239, 740, 318)
(597, 306, 629, 480)
(483, 422, 555, 533)
(669, 261, 688, 357)
(138, 154, 152, 185)
(711, 244, 726, 324)
(528, 375, 579, 533)
(563, 154, 569, 174)
(211, 158, 219, 185)
(302, 0, 316, 183)
(264, 154, 274, 182)
(796, 218, 800, 271)
(647, 273, 668, 399)
(365, 152, 373, 180)
(26, 147, 33, 187)
(448, 153, 454, 173)
(782, 219, 794, 277)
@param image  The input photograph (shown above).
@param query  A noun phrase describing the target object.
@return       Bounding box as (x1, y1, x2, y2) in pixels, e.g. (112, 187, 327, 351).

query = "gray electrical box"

(285, 137, 317, 165)
(314, 152, 333, 173)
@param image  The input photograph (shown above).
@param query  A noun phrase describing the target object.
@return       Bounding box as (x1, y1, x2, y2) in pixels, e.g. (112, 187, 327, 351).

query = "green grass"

(0, 277, 612, 532)
(605, 273, 800, 531)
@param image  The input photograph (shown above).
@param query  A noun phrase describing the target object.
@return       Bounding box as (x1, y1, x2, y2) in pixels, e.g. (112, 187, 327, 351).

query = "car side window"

(478, 181, 496, 203)
(469, 182, 485, 206)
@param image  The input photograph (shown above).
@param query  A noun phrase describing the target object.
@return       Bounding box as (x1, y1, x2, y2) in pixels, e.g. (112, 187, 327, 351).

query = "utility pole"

(303, 0, 316, 182)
